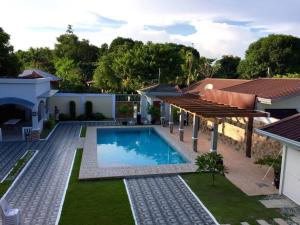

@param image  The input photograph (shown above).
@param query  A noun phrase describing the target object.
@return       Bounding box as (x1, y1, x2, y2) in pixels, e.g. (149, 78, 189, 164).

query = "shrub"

(117, 104, 133, 117)
(69, 101, 76, 119)
(44, 117, 55, 129)
(196, 152, 226, 186)
(59, 113, 70, 121)
(147, 105, 160, 118)
(77, 114, 86, 121)
(85, 101, 93, 118)
(93, 113, 106, 120)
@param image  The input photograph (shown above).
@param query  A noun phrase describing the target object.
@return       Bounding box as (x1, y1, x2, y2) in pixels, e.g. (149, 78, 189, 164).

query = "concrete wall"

(203, 117, 282, 160)
(50, 93, 115, 118)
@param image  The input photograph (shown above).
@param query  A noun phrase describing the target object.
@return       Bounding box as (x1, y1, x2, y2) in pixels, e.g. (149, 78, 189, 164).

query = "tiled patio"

(79, 126, 198, 179)
(159, 124, 278, 196)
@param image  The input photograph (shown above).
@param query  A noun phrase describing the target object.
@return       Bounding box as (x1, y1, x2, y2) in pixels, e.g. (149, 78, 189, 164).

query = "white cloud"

(1, 0, 300, 58)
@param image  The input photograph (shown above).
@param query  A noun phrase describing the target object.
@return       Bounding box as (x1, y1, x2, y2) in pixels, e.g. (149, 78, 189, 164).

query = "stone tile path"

(0, 121, 120, 225)
(125, 175, 218, 225)
(0, 141, 28, 181)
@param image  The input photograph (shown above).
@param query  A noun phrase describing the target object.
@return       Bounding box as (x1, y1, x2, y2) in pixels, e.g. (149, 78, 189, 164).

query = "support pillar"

(210, 121, 218, 152)
(160, 101, 166, 127)
(245, 117, 254, 158)
(169, 105, 174, 133)
(192, 114, 199, 152)
(179, 109, 184, 141)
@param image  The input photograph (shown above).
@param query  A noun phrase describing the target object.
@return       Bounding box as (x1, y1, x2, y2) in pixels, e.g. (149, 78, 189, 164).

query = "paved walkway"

(159, 125, 278, 196)
(0, 141, 28, 181)
(0, 121, 120, 225)
(125, 175, 218, 225)
(0, 123, 80, 225)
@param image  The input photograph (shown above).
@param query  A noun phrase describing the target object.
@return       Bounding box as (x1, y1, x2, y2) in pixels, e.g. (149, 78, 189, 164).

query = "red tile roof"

(222, 78, 300, 100)
(183, 78, 250, 95)
(260, 113, 300, 142)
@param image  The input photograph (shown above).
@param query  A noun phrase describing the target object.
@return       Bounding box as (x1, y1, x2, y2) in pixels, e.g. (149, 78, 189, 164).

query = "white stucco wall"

(0, 78, 51, 105)
(50, 93, 115, 118)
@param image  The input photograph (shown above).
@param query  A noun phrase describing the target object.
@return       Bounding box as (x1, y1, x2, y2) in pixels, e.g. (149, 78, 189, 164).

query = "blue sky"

(1, 0, 300, 58)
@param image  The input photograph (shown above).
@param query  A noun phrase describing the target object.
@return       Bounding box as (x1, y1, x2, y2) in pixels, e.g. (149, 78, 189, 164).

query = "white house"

(137, 84, 182, 122)
(257, 114, 300, 205)
(0, 78, 56, 141)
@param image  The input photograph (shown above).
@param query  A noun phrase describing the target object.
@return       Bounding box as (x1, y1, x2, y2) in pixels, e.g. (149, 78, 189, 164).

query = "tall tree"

(54, 25, 99, 80)
(238, 34, 300, 79)
(0, 27, 20, 77)
(16, 47, 56, 74)
(214, 55, 241, 79)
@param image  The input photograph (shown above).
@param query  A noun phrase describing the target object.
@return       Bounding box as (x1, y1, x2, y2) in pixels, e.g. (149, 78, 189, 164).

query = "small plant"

(255, 154, 282, 189)
(147, 105, 160, 124)
(85, 101, 93, 118)
(59, 113, 70, 121)
(196, 152, 226, 186)
(93, 113, 106, 120)
(69, 101, 76, 119)
(44, 116, 55, 129)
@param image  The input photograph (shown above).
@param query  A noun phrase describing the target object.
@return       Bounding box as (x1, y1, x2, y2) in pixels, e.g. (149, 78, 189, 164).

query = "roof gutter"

(255, 128, 300, 149)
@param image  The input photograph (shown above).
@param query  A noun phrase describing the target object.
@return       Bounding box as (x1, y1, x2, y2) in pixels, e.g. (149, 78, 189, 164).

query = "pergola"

(159, 94, 268, 158)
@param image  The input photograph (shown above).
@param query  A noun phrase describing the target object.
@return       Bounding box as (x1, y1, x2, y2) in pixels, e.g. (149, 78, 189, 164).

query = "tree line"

(1, 25, 300, 93)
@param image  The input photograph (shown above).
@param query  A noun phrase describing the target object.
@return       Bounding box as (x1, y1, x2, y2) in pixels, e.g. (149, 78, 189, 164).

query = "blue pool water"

(97, 128, 188, 167)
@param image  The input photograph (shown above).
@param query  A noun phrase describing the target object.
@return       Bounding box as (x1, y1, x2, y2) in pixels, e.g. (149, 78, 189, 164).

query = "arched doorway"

(0, 98, 34, 141)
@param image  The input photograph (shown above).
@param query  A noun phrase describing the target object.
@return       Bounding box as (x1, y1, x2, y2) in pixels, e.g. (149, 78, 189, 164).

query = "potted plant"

(255, 155, 282, 189)
(147, 105, 160, 124)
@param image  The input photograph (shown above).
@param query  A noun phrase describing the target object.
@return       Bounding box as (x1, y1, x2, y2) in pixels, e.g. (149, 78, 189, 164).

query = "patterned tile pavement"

(0, 121, 117, 225)
(125, 175, 218, 225)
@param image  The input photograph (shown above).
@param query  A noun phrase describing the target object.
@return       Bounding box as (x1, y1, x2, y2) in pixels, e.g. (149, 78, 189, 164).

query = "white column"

(210, 121, 218, 152)
(112, 94, 116, 119)
(160, 101, 166, 127)
(179, 108, 184, 141)
(192, 114, 199, 152)
(169, 105, 174, 133)
(279, 145, 287, 194)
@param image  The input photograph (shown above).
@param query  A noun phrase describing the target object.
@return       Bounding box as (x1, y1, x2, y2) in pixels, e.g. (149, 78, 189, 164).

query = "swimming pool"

(97, 127, 188, 167)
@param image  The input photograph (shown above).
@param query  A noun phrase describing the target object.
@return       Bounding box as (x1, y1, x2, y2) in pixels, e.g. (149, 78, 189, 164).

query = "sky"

(1, 0, 300, 58)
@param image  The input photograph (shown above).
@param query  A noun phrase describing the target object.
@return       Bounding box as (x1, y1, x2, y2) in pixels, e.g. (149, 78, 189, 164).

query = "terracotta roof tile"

(183, 78, 250, 95)
(260, 113, 300, 142)
(222, 78, 300, 100)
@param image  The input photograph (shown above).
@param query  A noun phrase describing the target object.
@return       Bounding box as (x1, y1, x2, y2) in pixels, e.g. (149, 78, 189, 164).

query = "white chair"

(0, 199, 21, 225)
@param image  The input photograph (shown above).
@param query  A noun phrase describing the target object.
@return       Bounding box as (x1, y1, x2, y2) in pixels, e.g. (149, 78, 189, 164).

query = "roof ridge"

(261, 113, 300, 129)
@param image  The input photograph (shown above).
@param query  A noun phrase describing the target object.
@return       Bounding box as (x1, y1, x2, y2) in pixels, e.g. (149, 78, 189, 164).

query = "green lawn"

(0, 180, 12, 197)
(80, 126, 87, 138)
(59, 149, 134, 225)
(182, 173, 281, 225)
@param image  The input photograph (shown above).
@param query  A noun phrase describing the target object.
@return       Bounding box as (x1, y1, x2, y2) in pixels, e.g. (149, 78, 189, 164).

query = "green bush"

(44, 117, 55, 129)
(118, 104, 132, 116)
(85, 101, 93, 118)
(69, 101, 76, 119)
(93, 113, 106, 120)
(77, 114, 86, 121)
(59, 113, 70, 121)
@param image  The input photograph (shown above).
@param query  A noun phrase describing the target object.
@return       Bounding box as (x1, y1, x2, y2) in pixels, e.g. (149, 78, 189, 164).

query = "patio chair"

(0, 199, 21, 225)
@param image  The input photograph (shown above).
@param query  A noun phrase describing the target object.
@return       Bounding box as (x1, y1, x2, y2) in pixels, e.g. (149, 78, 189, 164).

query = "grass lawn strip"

(59, 149, 134, 225)
(80, 126, 87, 138)
(0, 150, 36, 198)
(182, 173, 282, 225)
